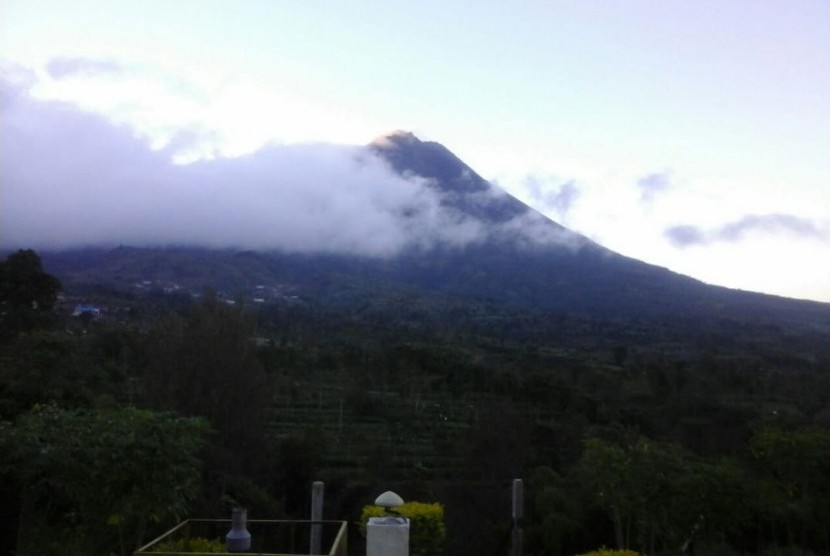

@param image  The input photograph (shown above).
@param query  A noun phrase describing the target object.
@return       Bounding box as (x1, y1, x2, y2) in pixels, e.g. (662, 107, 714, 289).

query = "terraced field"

(268, 381, 477, 482)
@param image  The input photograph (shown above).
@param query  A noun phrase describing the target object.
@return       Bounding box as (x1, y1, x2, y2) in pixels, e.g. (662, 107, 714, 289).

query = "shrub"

(154, 537, 226, 553)
(574, 549, 640, 556)
(761, 549, 819, 556)
(360, 501, 446, 556)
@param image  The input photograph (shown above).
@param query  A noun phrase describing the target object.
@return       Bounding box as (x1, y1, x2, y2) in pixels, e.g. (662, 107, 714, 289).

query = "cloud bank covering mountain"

(0, 77, 575, 256)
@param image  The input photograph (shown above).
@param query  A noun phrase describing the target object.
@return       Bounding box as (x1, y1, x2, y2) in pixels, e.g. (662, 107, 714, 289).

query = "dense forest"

(2, 249, 830, 556)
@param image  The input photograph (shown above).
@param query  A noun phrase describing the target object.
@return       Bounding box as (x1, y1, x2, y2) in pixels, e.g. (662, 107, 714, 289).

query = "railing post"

(183, 521, 192, 552)
(310, 481, 324, 555)
(511, 479, 523, 556)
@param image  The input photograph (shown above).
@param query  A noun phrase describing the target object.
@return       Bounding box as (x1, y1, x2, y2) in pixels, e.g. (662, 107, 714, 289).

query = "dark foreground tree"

(142, 294, 274, 509)
(750, 426, 830, 553)
(0, 405, 209, 556)
(0, 249, 61, 341)
(574, 436, 748, 554)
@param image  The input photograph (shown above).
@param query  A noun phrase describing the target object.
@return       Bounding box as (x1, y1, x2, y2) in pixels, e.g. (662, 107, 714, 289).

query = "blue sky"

(2, 0, 829, 302)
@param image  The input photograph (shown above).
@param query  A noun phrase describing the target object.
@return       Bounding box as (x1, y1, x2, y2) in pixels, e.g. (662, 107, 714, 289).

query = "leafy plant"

(1, 404, 210, 556)
(574, 548, 640, 556)
(154, 537, 226, 553)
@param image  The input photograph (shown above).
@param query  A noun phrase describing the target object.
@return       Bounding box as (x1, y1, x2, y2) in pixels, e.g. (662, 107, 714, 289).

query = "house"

(72, 304, 102, 318)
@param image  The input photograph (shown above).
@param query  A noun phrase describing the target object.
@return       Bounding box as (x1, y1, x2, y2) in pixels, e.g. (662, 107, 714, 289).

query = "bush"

(360, 501, 446, 556)
(574, 549, 640, 556)
(154, 537, 226, 553)
(761, 548, 820, 556)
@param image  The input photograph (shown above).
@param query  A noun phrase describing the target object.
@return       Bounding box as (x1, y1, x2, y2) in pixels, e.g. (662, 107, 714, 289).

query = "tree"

(526, 466, 586, 556)
(575, 438, 635, 550)
(575, 436, 718, 554)
(0, 249, 61, 341)
(0, 330, 103, 420)
(145, 296, 268, 434)
(749, 426, 830, 552)
(0, 404, 209, 556)
(142, 294, 273, 501)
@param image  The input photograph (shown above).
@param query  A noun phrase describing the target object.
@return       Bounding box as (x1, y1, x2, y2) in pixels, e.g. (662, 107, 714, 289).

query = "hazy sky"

(1, 0, 829, 302)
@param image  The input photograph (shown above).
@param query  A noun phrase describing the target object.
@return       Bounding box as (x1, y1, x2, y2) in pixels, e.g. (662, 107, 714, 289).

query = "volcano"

(38, 131, 830, 331)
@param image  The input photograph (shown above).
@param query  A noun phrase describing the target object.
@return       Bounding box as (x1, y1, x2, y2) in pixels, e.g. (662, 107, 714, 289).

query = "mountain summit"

(370, 130, 490, 194)
(370, 131, 534, 225)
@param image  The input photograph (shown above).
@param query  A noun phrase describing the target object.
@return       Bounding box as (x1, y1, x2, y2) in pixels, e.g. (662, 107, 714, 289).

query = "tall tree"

(750, 426, 830, 552)
(574, 436, 726, 554)
(143, 294, 273, 490)
(0, 330, 101, 420)
(0, 249, 61, 341)
(0, 405, 209, 556)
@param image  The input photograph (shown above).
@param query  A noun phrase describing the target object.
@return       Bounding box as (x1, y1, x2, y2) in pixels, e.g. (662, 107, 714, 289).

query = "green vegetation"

(153, 537, 226, 553)
(0, 249, 61, 341)
(0, 405, 208, 556)
(2, 249, 830, 555)
(575, 549, 640, 556)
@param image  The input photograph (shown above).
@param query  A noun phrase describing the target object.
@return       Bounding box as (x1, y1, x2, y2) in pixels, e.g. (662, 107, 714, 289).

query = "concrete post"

(367, 516, 409, 556)
(310, 481, 324, 555)
(367, 491, 409, 556)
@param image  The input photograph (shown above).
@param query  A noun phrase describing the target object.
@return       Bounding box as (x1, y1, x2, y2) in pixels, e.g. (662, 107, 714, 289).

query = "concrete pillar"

(367, 516, 409, 556)
(310, 481, 324, 555)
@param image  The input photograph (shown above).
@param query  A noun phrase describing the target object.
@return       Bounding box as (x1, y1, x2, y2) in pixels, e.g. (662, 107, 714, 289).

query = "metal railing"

(133, 519, 347, 556)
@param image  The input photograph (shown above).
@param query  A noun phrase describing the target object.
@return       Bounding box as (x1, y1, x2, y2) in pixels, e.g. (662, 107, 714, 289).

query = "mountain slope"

(367, 132, 830, 327)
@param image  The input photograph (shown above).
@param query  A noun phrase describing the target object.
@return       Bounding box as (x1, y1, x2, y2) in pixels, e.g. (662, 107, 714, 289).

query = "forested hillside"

(2, 249, 830, 556)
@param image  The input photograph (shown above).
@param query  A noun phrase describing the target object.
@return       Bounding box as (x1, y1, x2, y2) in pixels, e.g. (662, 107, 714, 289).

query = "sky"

(1, 0, 829, 302)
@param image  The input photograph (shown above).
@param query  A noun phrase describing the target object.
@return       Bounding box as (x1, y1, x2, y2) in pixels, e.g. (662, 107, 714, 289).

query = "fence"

(133, 518, 347, 556)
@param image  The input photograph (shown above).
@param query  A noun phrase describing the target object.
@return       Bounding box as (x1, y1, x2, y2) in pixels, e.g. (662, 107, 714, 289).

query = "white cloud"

(0, 76, 449, 255)
(45, 57, 123, 79)
(636, 171, 673, 203)
(0, 74, 576, 257)
(489, 161, 830, 302)
(24, 57, 384, 162)
(665, 214, 830, 248)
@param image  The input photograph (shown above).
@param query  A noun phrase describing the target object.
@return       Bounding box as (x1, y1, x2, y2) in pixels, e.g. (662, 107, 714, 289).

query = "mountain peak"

(368, 130, 537, 225)
(369, 130, 421, 149)
(368, 130, 489, 193)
